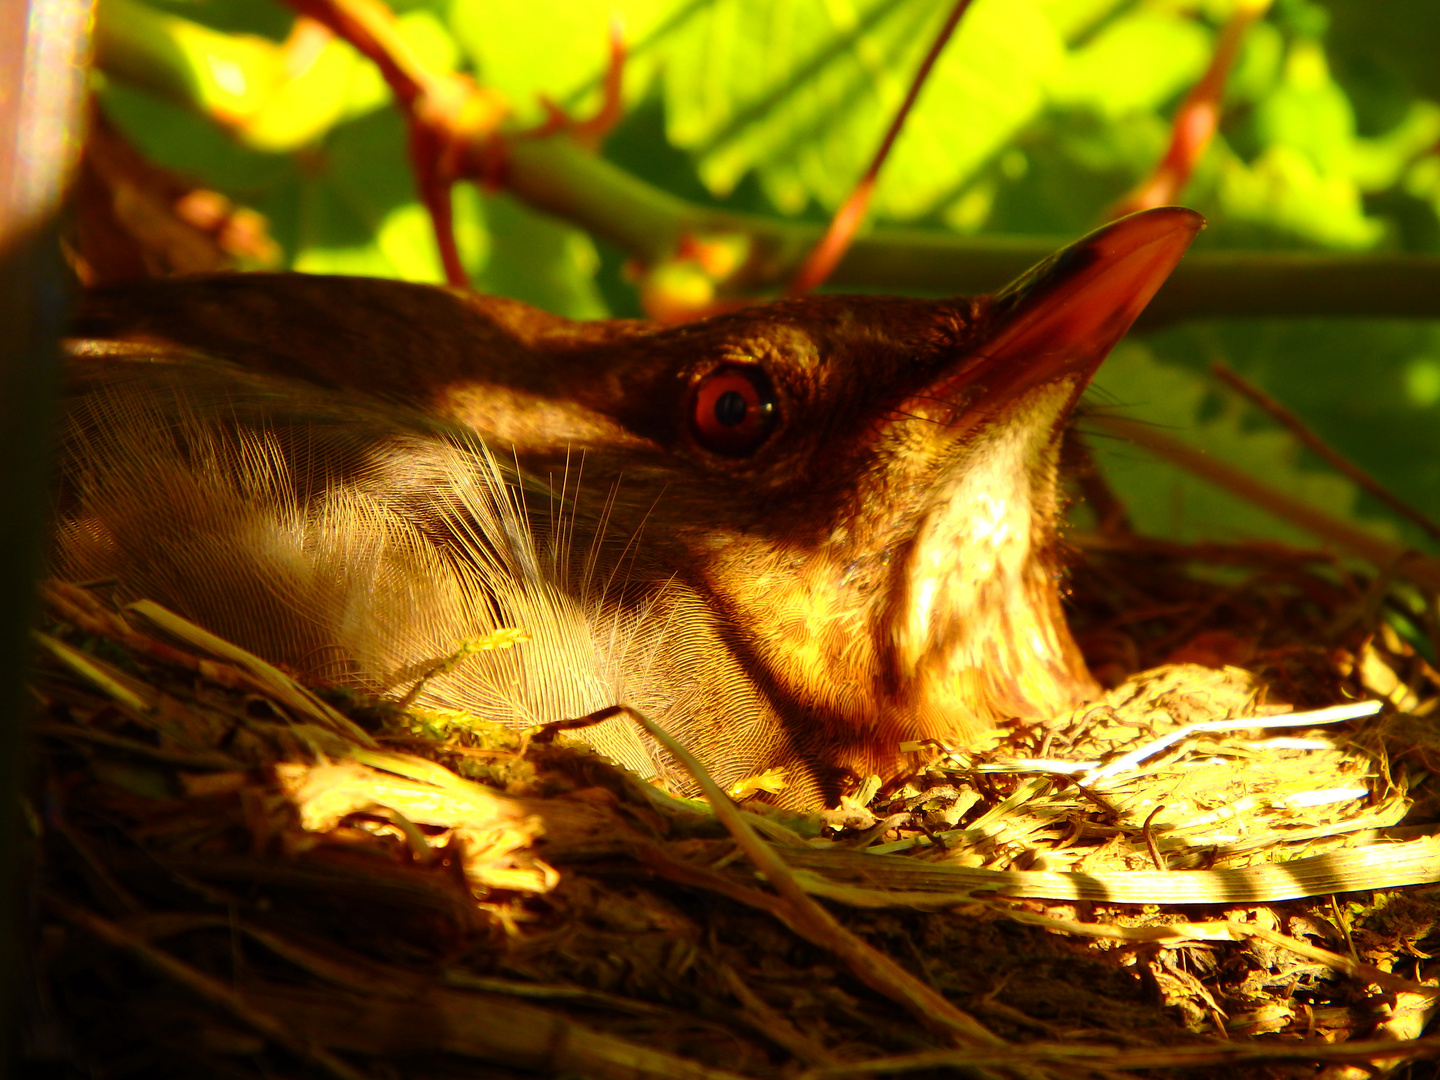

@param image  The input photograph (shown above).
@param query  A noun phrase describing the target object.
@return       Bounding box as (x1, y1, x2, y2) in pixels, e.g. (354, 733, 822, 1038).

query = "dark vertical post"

(0, 0, 92, 1072)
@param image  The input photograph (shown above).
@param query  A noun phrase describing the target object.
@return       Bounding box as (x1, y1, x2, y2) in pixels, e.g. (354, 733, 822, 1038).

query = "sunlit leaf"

(660, 0, 1064, 218)
(1252, 39, 1356, 176)
(1050, 10, 1211, 117)
(1086, 342, 1377, 547)
(446, 0, 676, 120)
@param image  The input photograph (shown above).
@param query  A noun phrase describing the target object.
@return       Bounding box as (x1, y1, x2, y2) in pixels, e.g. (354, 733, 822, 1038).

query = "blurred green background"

(93, 0, 1440, 556)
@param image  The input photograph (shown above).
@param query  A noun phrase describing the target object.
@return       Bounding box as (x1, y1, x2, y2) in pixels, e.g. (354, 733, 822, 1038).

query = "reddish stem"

(284, 0, 429, 106)
(282, 0, 629, 290)
(281, 0, 488, 287)
(409, 125, 467, 287)
(788, 0, 976, 295)
(1109, 0, 1271, 218)
(569, 20, 627, 149)
(1211, 360, 1440, 544)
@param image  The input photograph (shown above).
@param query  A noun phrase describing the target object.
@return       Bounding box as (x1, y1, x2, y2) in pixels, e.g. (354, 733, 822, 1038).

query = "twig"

(1081, 700, 1382, 789)
(47, 896, 374, 1080)
(718, 964, 839, 1067)
(1141, 804, 1168, 871)
(1211, 360, 1440, 543)
(614, 706, 1016, 1059)
(1090, 414, 1440, 591)
(1071, 532, 1340, 567)
(92, 2, 1440, 316)
(1108, 0, 1272, 217)
(795, 1034, 1440, 1077)
(282, 0, 507, 287)
(788, 0, 976, 295)
(42, 580, 279, 700)
(533, 20, 627, 151)
(281, 0, 627, 290)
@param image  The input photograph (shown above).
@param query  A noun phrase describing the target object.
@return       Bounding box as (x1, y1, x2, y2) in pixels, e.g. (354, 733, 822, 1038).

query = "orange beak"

(931, 207, 1204, 433)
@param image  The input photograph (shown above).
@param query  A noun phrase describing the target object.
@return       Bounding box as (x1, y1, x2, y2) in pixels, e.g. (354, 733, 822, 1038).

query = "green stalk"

(510, 138, 1440, 320)
(94, 0, 1440, 320)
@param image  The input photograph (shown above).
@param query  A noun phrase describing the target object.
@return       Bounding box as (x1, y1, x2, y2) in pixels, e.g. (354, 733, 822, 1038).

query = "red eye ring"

(688, 365, 778, 456)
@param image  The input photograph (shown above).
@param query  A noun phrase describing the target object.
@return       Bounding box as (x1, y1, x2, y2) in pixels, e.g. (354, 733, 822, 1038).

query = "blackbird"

(54, 206, 1202, 806)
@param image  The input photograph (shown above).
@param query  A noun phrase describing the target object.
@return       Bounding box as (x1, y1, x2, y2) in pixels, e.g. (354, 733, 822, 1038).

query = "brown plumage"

(53, 207, 1202, 806)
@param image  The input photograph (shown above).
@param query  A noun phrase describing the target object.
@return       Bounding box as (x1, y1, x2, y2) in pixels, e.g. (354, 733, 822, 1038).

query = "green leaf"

(659, 0, 1064, 218)
(1145, 318, 1440, 549)
(1322, 0, 1440, 104)
(1252, 38, 1356, 176)
(96, 0, 460, 152)
(1050, 9, 1212, 117)
(97, 78, 295, 192)
(446, 0, 677, 121)
(1086, 341, 1380, 547)
(1212, 141, 1383, 249)
(473, 196, 609, 318)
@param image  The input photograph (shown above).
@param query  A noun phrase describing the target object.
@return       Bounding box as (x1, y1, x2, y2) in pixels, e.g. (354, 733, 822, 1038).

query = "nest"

(23, 537, 1440, 1080)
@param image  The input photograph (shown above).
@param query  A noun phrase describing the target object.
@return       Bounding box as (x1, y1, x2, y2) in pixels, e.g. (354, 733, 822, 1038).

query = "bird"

(52, 206, 1202, 807)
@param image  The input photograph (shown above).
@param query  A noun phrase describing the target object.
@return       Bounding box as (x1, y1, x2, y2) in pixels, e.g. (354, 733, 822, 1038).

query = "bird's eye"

(689, 365, 778, 456)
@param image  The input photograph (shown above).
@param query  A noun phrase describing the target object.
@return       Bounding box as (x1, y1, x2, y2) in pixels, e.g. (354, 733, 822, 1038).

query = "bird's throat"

(889, 382, 1096, 747)
(711, 382, 1095, 780)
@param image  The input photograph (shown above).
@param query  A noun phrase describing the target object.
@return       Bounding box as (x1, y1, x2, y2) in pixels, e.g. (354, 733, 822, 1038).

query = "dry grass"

(24, 536, 1440, 1080)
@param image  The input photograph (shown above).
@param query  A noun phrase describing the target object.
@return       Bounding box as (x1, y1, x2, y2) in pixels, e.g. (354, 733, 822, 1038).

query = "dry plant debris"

(22, 537, 1440, 1079)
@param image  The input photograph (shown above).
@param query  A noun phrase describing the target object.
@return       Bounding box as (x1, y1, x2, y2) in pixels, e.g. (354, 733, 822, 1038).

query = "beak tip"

(973, 207, 1205, 398)
(1089, 205, 1206, 269)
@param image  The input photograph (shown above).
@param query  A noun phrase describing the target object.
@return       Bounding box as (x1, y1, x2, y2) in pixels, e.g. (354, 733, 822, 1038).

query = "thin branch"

(412, 126, 466, 287)
(93, 0, 1440, 318)
(1210, 360, 1440, 543)
(48, 897, 374, 1080)
(800, 1035, 1440, 1076)
(1108, 0, 1272, 217)
(788, 0, 976, 295)
(1090, 414, 1440, 592)
(284, 0, 451, 109)
(615, 707, 1011, 1056)
(283, 0, 508, 287)
(503, 135, 1440, 317)
(533, 20, 627, 151)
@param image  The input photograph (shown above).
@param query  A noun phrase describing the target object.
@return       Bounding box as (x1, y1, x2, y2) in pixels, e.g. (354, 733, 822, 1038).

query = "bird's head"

(454, 207, 1204, 777)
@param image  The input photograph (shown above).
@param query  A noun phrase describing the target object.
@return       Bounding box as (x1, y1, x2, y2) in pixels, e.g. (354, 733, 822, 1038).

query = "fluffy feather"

(55, 347, 686, 782)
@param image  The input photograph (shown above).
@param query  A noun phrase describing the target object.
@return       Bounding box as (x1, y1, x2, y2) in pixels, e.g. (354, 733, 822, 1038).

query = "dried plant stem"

(1108, 0, 1272, 217)
(796, 1034, 1440, 1077)
(43, 581, 281, 700)
(1091, 414, 1440, 592)
(1000, 907, 1434, 998)
(1211, 360, 1440, 543)
(718, 964, 839, 1067)
(619, 708, 1016, 1060)
(48, 897, 374, 1080)
(788, 0, 976, 295)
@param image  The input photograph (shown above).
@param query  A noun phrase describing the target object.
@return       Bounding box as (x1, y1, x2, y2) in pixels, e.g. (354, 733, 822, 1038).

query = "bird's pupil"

(714, 390, 748, 427)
